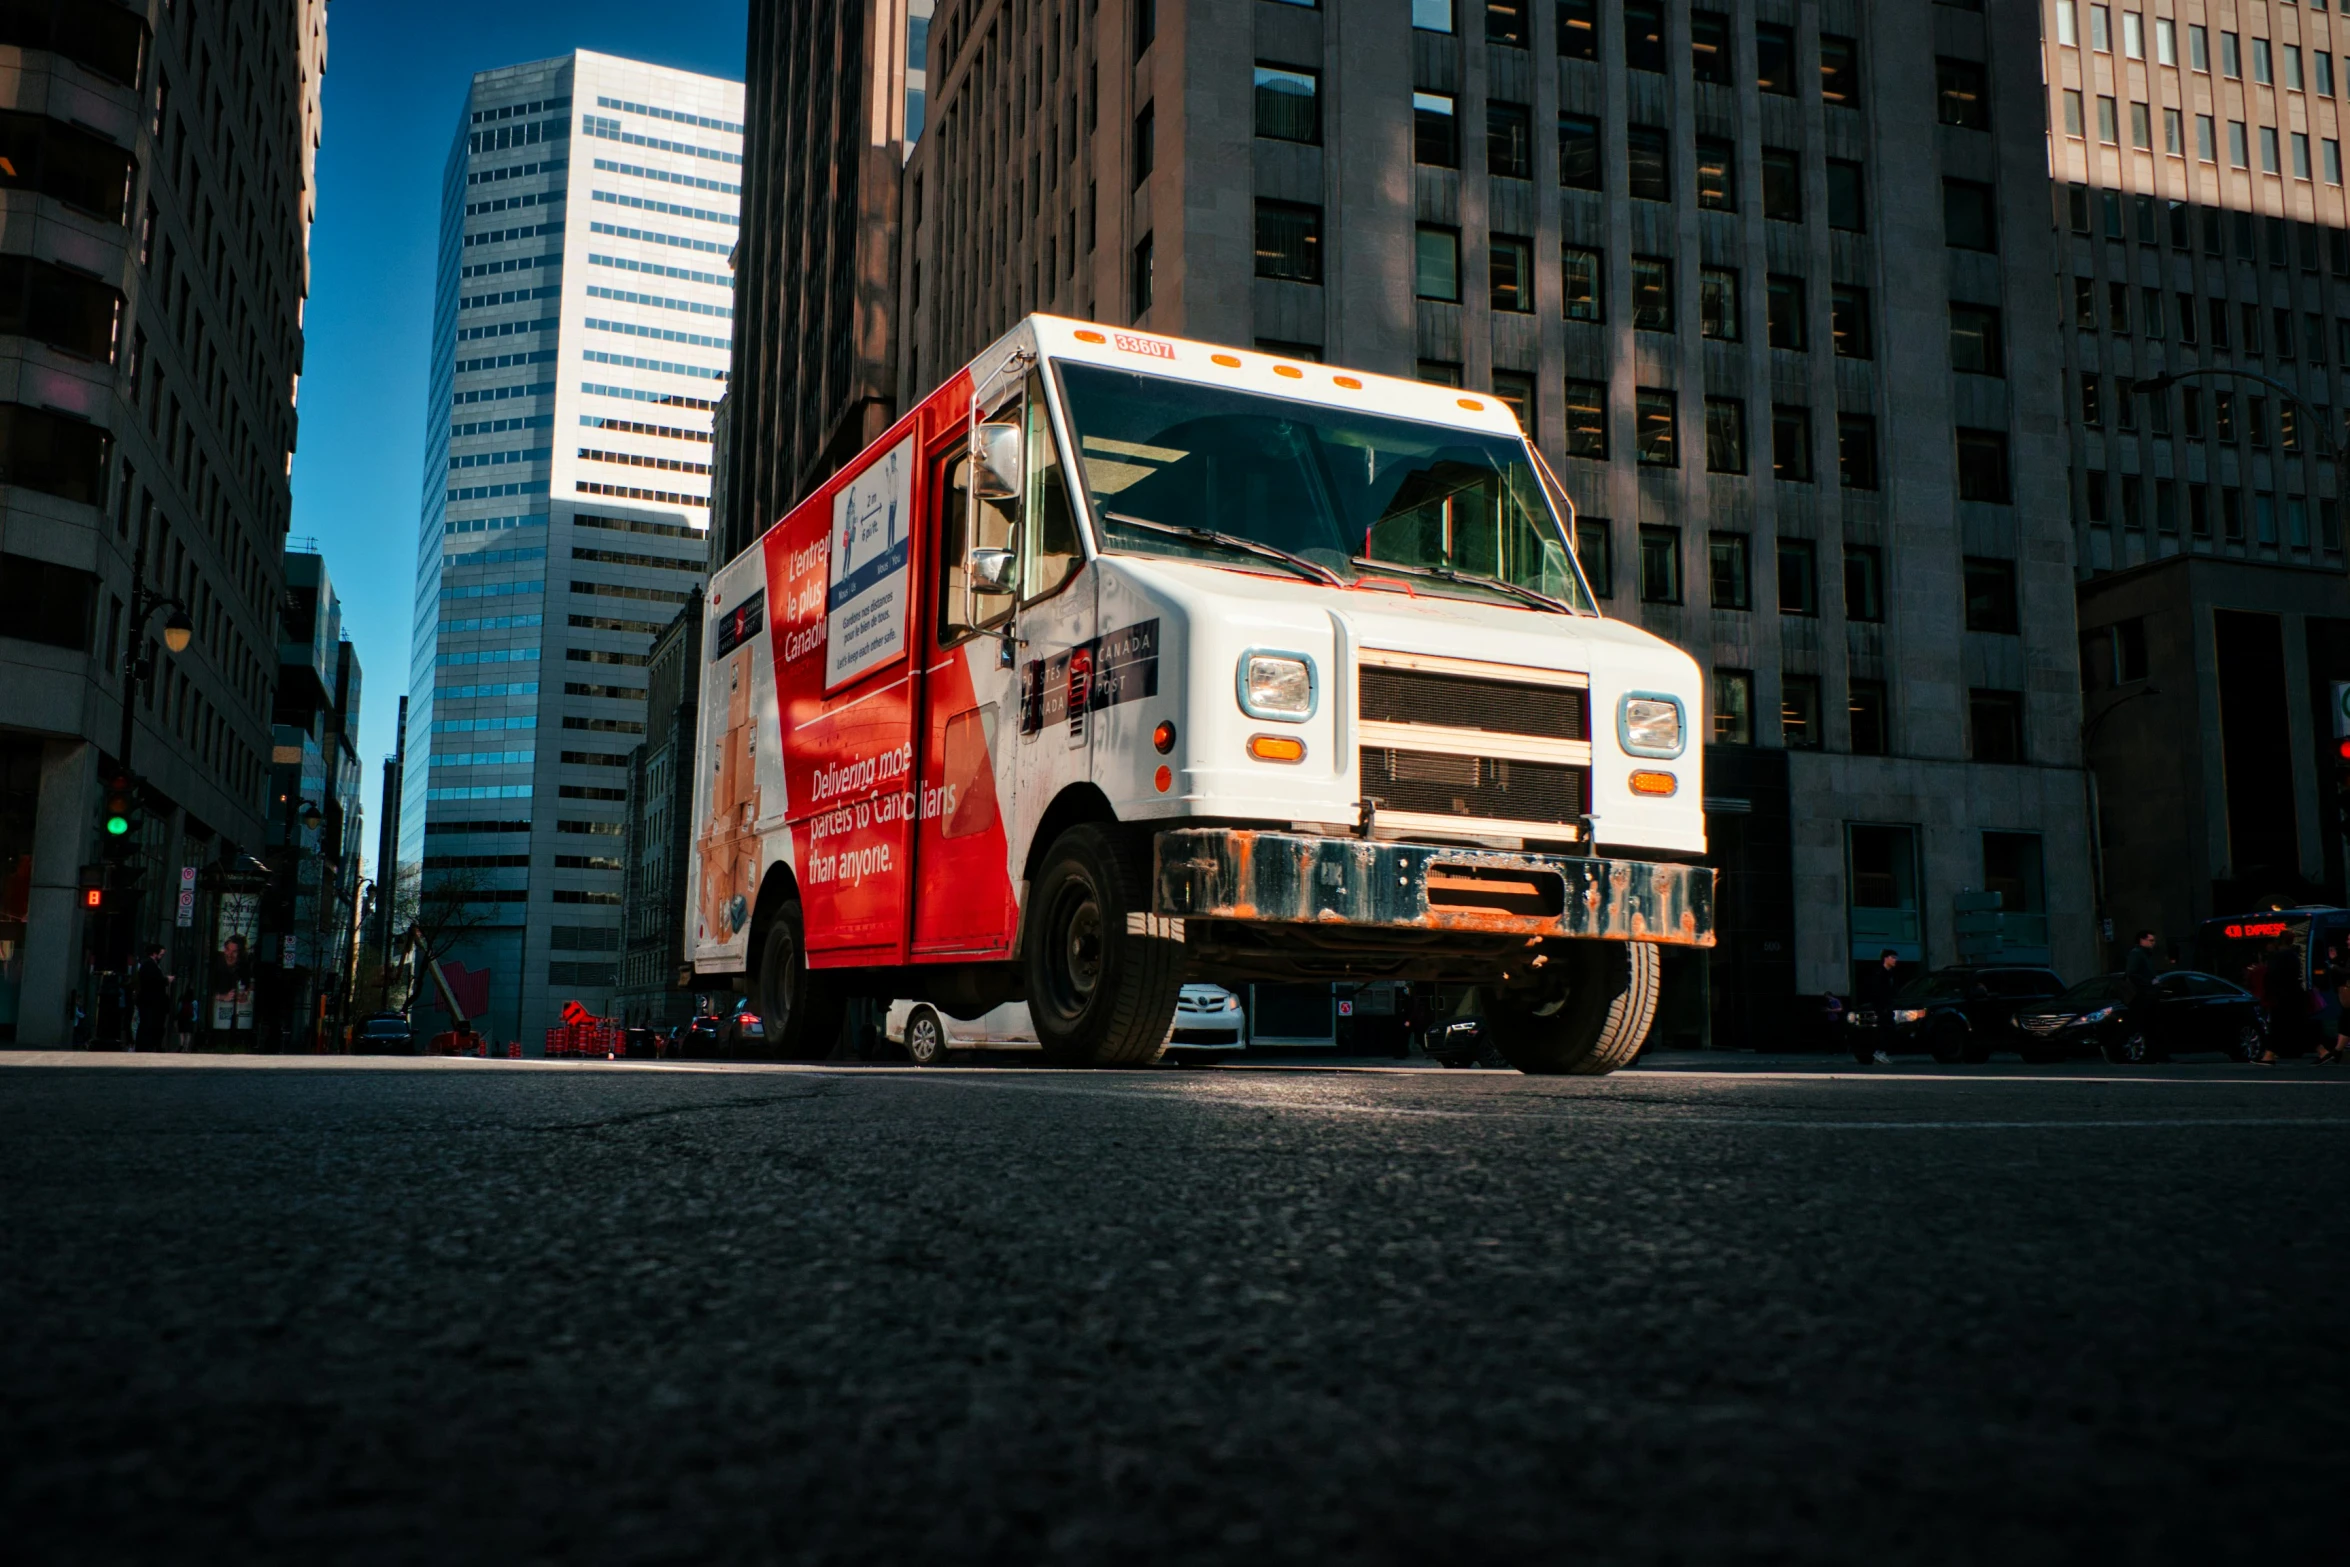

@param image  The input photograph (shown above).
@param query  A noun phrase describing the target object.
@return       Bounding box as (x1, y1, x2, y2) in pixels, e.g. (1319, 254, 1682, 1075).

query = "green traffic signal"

(105, 813, 130, 836)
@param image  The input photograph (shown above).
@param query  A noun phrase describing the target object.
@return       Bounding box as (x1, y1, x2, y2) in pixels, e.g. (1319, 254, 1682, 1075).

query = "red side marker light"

(1154, 765, 1173, 793)
(1152, 721, 1177, 754)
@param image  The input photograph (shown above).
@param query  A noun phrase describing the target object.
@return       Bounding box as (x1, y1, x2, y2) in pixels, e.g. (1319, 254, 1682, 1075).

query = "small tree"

(372, 865, 504, 1020)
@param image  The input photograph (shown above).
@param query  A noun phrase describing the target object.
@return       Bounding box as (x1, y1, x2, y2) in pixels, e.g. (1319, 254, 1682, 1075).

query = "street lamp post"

(117, 541, 196, 782)
(2128, 367, 2350, 558)
(98, 540, 196, 980)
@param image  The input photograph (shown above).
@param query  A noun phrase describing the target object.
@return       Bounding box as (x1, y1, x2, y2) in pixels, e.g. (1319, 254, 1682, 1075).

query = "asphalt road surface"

(4, 1052, 2346, 1565)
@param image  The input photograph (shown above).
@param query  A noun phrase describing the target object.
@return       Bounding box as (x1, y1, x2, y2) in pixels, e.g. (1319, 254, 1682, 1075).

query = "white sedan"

(884, 984, 1246, 1066)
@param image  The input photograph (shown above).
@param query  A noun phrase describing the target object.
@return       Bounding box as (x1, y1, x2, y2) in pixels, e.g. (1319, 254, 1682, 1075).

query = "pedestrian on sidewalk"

(132, 945, 171, 1053)
(1854, 949, 1900, 1065)
(2123, 929, 2162, 1045)
(2315, 942, 2347, 1066)
(2257, 942, 2317, 1063)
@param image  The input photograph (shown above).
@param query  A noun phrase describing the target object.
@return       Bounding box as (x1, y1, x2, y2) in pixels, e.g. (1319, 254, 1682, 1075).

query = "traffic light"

(102, 775, 136, 840)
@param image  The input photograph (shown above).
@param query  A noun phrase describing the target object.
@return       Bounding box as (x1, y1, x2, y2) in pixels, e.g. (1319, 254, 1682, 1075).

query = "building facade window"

(1639, 525, 1681, 601)
(1631, 255, 1673, 330)
(1777, 537, 1817, 615)
(1252, 65, 1319, 143)
(1413, 92, 1458, 166)
(1700, 267, 1740, 339)
(1635, 388, 1678, 465)
(1490, 234, 1533, 311)
(1705, 399, 1746, 474)
(1253, 200, 1322, 282)
(1562, 246, 1603, 321)
(1708, 531, 1750, 606)
(1413, 225, 1460, 301)
(1563, 379, 1607, 458)
(1712, 669, 1754, 743)
(1782, 675, 1822, 748)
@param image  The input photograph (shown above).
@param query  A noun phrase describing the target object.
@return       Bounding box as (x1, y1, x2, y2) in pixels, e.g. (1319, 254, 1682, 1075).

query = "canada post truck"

(686, 316, 1714, 1073)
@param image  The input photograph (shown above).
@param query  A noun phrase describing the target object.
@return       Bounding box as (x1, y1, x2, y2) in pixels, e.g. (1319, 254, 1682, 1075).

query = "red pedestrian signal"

(83, 888, 103, 908)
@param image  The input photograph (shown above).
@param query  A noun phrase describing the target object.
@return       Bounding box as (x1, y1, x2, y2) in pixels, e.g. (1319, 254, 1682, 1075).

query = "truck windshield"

(1055, 362, 1594, 613)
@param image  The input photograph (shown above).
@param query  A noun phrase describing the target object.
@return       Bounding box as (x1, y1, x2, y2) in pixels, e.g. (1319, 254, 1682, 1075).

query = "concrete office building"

(0, 0, 325, 1043)
(719, 2, 932, 563)
(269, 546, 363, 1047)
(892, 0, 2093, 1038)
(402, 53, 735, 1046)
(2043, 0, 2350, 944)
(614, 596, 701, 1028)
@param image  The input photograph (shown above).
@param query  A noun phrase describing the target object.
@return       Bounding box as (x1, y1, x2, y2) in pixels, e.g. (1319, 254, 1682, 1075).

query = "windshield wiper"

(1347, 557, 1572, 615)
(1103, 510, 1344, 586)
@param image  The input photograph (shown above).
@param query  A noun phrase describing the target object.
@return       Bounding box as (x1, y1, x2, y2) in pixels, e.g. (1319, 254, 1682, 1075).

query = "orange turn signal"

(1248, 734, 1307, 763)
(1629, 770, 1678, 797)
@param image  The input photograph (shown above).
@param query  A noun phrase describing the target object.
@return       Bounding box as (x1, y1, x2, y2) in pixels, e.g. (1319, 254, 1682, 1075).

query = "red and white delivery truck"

(686, 315, 1713, 1073)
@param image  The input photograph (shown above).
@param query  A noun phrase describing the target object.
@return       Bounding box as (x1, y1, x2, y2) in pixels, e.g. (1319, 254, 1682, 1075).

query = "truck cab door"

(912, 373, 1091, 959)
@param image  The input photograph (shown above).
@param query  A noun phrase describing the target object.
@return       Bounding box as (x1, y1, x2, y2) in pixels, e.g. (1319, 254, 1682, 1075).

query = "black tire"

(753, 899, 843, 1061)
(1023, 824, 1184, 1067)
(2230, 1020, 2266, 1064)
(903, 1004, 949, 1067)
(1929, 1020, 1968, 1065)
(1490, 940, 1660, 1076)
(2104, 1027, 2156, 1065)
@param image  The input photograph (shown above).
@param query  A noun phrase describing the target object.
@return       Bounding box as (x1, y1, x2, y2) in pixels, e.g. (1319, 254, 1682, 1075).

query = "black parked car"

(1846, 965, 2066, 1063)
(2013, 970, 2265, 1063)
(352, 1012, 415, 1055)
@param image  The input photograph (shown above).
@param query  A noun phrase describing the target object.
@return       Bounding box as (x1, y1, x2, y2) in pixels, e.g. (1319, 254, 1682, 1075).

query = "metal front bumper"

(1152, 828, 1715, 947)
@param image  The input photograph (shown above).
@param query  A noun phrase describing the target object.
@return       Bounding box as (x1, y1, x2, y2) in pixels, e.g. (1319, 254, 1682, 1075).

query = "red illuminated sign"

(2223, 921, 2290, 939)
(83, 889, 102, 908)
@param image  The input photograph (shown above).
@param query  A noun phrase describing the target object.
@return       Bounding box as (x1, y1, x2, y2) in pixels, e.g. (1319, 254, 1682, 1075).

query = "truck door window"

(938, 443, 1019, 645)
(1025, 379, 1084, 600)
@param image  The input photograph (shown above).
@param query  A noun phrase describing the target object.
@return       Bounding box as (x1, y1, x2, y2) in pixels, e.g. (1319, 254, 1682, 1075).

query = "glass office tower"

(403, 52, 741, 1045)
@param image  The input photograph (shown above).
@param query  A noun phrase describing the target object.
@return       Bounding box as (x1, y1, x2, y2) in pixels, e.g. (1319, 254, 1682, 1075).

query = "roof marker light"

(1458, 397, 1485, 411)
(1333, 375, 1362, 390)
(1274, 365, 1303, 379)
(1211, 353, 1241, 368)
(1075, 329, 1107, 343)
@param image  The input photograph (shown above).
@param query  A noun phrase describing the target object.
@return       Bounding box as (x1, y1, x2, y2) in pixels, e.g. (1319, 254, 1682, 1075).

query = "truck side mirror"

(971, 421, 1022, 500)
(969, 547, 1017, 597)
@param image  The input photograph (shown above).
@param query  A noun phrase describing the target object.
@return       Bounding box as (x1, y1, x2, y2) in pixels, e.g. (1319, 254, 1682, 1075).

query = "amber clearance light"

(1248, 734, 1307, 763)
(1629, 770, 1678, 797)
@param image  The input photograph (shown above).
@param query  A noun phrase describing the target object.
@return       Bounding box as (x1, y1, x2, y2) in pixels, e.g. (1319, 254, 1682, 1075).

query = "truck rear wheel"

(1490, 939, 1660, 1076)
(753, 899, 843, 1060)
(1024, 824, 1183, 1067)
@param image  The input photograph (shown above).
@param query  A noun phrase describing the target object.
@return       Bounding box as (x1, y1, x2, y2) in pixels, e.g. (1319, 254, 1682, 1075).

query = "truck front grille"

(1360, 747, 1588, 826)
(1358, 665, 1588, 741)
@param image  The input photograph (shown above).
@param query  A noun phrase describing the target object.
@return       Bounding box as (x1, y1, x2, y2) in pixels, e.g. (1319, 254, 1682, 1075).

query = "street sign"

(175, 865, 196, 928)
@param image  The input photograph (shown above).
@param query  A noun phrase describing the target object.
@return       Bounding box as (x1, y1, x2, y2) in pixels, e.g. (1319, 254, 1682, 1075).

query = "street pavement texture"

(3, 1054, 2346, 1565)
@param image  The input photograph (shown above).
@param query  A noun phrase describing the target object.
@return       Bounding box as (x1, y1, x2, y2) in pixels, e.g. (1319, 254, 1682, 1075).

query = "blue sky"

(288, 0, 747, 873)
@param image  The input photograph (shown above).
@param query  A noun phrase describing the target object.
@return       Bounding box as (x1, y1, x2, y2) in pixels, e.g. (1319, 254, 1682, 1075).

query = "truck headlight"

(1238, 652, 1316, 720)
(1892, 1008, 1927, 1025)
(1618, 693, 1685, 758)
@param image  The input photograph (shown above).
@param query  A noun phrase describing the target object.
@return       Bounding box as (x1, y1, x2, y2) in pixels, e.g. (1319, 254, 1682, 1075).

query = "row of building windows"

(2074, 471, 2345, 554)
(2060, 3, 2350, 94)
(589, 253, 729, 289)
(1396, 0, 1862, 109)
(2066, 86, 2349, 181)
(1702, 670, 2030, 765)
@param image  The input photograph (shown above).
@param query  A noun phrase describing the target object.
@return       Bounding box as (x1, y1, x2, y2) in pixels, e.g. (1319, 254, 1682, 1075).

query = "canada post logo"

(1022, 619, 1160, 736)
(712, 589, 765, 658)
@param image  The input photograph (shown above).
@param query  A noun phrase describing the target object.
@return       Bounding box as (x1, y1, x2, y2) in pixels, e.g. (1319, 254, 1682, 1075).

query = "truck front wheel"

(753, 898, 844, 1060)
(1490, 940, 1661, 1076)
(1024, 824, 1184, 1066)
